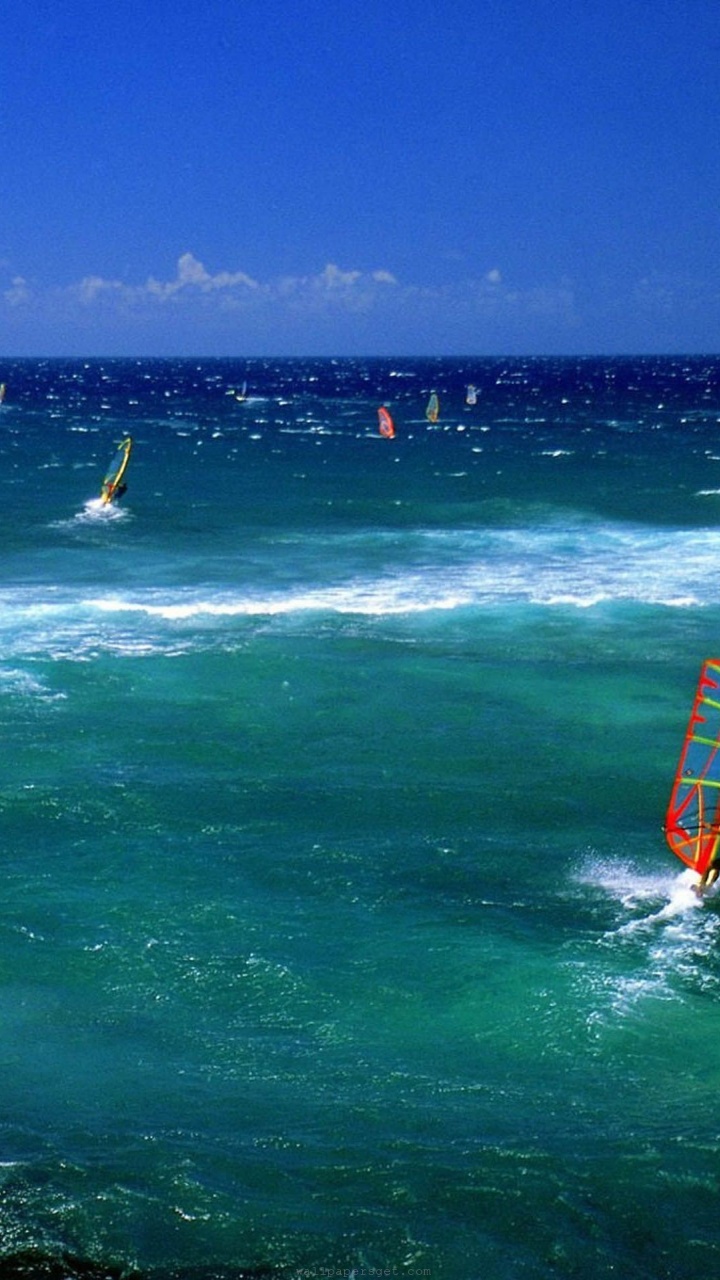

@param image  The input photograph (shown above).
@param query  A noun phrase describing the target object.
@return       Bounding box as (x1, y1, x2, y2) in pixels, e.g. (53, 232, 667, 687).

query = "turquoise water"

(1, 358, 720, 1278)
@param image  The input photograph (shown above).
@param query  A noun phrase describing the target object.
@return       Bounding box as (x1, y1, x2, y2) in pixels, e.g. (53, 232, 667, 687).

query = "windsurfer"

(99, 436, 132, 504)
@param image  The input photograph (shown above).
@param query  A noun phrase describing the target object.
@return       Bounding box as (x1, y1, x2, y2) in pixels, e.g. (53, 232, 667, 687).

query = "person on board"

(103, 482, 127, 503)
(694, 858, 720, 897)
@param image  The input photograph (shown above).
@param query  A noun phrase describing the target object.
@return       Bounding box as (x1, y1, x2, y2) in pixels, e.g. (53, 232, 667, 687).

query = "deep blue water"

(1, 356, 720, 1279)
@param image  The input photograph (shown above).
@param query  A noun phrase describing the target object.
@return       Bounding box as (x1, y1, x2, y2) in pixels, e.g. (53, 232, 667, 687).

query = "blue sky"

(2, 0, 719, 356)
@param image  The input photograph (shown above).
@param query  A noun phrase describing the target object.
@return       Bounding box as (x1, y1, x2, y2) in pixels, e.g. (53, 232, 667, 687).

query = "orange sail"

(665, 658, 720, 874)
(378, 406, 395, 439)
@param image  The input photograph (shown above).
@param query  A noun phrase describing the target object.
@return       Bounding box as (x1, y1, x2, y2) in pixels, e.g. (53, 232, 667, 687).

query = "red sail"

(378, 406, 395, 439)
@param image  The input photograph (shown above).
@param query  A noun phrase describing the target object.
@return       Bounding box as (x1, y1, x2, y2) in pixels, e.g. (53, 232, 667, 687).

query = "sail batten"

(665, 658, 720, 874)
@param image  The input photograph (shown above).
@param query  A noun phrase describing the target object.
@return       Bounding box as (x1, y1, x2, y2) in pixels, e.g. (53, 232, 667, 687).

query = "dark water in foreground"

(1, 356, 720, 1279)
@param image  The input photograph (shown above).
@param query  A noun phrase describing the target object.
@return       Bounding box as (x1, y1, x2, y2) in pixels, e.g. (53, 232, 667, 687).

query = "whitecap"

(73, 498, 129, 522)
(83, 584, 474, 620)
(573, 857, 720, 1020)
(0, 667, 66, 701)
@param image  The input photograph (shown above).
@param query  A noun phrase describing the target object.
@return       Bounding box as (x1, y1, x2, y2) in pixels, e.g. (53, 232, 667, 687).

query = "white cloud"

(275, 261, 397, 298)
(78, 275, 125, 301)
(4, 275, 32, 306)
(71, 253, 259, 306)
(0, 251, 594, 352)
(438, 271, 578, 327)
(62, 255, 397, 314)
(146, 252, 259, 298)
(317, 263, 362, 289)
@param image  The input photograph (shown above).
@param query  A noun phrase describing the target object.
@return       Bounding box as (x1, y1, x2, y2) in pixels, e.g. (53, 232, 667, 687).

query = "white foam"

(74, 498, 129, 522)
(83, 584, 472, 620)
(0, 667, 66, 700)
(574, 857, 720, 1020)
(578, 857, 695, 910)
(4, 516, 720, 654)
(613, 872, 702, 934)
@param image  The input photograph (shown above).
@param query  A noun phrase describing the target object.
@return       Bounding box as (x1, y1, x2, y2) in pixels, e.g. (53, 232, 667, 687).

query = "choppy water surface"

(1, 356, 720, 1279)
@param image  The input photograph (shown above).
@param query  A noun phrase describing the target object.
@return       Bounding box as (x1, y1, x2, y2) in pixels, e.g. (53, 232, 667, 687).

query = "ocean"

(1, 355, 720, 1280)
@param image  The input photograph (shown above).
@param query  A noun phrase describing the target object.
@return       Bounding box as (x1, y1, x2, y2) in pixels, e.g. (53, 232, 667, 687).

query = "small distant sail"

(226, 380, 247, 401)
(100, 436, 133, 505)
(465, 384, 477, 406)
(378, 406, 395, 439)
(425, 392, 440, 424)
(0, 382, 6, 404)
(665, 658, 720, 874)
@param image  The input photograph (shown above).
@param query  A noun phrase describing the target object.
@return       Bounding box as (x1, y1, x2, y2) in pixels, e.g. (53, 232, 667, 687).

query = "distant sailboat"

(465, 384, 477, 406)
(226, 381, 247, 402)
(0, 383, 6, 404)
(100, 436, 133, 505)
(378, 406, 395, 439)
(425, 392, 439, 424)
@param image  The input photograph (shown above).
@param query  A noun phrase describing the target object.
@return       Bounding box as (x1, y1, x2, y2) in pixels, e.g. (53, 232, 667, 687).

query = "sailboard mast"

(665, 658, 720, 874)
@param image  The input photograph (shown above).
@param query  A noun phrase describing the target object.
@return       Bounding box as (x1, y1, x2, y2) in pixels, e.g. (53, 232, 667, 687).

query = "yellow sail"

(425, 392, 439, 423)
(100, 436, 133, 504)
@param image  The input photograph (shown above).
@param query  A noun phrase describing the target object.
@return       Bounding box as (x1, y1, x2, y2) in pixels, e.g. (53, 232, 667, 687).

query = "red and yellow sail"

(665, 658, 720, 873)
(378, 406, 395, 439)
